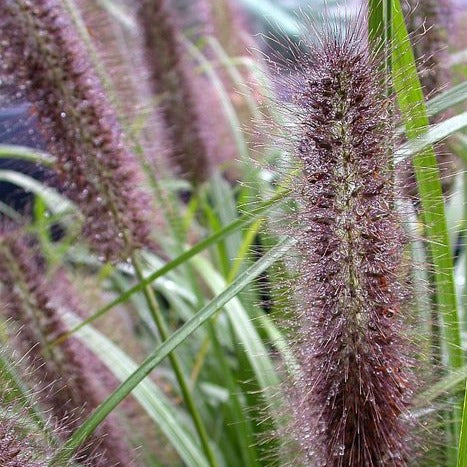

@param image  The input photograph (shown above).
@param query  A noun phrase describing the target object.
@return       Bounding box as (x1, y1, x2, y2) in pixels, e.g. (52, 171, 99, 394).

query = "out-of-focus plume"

(137, 0, 213, 184)
(0, 0, 152, 262)
(0, 226, 136, 466)
(75, 0, 174, 180)
(403, 0, 458, 197)
(0, 421, 46, 466)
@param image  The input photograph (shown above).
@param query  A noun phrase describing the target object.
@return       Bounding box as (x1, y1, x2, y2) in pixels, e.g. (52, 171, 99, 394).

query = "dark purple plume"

(0, 227, 135, 466)
(0, 423, 45, 467)
(279, 20, 416, 467)
(137, 0, 213, 184)
(0, 0, 151, 262)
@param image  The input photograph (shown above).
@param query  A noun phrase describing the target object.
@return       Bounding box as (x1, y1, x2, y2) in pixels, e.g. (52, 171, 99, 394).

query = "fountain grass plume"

(0, 0, 152, 262)
(0, 391, 49, 467)
(272, 13, 417, 466)
(0, 418, 46, 466)
(404, 0, 452, 97)
(137, 0, 213, 184)
(0, 351, 87, 466)
(0, 226, 135, 466)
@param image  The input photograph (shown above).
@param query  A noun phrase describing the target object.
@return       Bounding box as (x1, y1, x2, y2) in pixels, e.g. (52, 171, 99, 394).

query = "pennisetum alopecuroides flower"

(276, 15, 416, 466)
(137, 0, 213, 184)
(0, 0, 152, 262)
(0, 225, 135, 466)
(0, 423, 45, 466)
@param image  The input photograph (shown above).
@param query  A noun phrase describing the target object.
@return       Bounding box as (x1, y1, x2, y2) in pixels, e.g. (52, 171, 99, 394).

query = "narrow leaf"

(48, 237, 295, 465)
(392, 0, 463, 370)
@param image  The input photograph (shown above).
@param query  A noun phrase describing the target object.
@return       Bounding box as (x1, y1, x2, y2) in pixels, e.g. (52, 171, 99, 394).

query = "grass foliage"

(0, 0, 467, 465)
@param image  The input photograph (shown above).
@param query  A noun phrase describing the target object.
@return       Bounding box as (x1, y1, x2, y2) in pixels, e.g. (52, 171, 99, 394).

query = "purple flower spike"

(281, 20, 416, 467)
(138, 0, 212, 184)
(0, 0, 151, 262)
(0, 227, 135, 466)
(0, 424, 45, 467)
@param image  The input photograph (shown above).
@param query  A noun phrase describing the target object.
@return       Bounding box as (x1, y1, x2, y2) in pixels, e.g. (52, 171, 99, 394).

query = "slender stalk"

(458, 379, 467, 467)
(48, 237, 294, 466)
(130, 252, 219, 467)
(368, 0, 392, 78)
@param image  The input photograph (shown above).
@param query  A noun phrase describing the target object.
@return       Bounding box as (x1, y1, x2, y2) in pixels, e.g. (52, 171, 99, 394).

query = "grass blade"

(392, 0, 463, 370)
(48, 237, 295, 465)
(55, 191, 287, 341)
(64, 313, 209, 467)
(368, 0, 392, 75)
(0, 170, 76, 216)
(192, 256, 280, 406)
(396, 111, 467, 161)
(459, 379, 467, 467)
(427, 81, 467, 117)
(0, 144, 54, 165)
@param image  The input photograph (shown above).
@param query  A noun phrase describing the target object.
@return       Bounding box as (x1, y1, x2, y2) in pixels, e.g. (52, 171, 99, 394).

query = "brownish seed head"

(0, 226, 136, 466)
(278, 19, 416, 466)
(0, 0, 152, 262)
(137, 0, 214, 184)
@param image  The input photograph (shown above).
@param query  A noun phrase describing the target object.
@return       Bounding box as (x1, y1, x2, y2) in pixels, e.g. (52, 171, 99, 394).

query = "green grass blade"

(392, 0, 463, 370)
(368, 0, 392, 75)
(0, 170, 76, 216)
(191, 256, 280, 406)
(396, 111, 467, 161)
(0, 144, 54, 165)
(56, 191, 287, 341)
(63, 313, 210, 467)
(131, 252, 219, 467)
(416, 367, 467, 407)
(427, 81, 467, 117)
(458, 380, 467, 467)
(48, 237, 295, 465)
(205, 322, 260, 467)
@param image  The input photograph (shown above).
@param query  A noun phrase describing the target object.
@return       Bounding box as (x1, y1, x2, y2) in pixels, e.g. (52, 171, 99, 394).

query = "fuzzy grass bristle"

(138, 0, 213, 184)
(0, 0, 152, 262)
(0, 421, 45, 467)
(0, 226, 135, 466)
(274, 15, 417, 467)
(404, 0, 452, 95)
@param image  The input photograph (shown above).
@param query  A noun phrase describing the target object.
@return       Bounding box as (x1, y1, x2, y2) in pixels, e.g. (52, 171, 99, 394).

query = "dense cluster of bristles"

(0, 227, 134, 466)
(282, 23, 415, 466)
(138, 0, 213, 184)
(0, 0, 432, 465)
(0, 0, 151, 262)
(0, 421, 45, 467)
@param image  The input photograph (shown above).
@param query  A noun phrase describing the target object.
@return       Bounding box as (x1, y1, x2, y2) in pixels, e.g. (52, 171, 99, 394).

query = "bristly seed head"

(137, 0, 212, 184)
(0, 0, 152, 262)
(0, 421, 45, 467)
(281, 19, 416, 467)
(0, 226, 135, 466)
